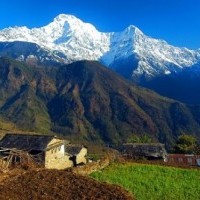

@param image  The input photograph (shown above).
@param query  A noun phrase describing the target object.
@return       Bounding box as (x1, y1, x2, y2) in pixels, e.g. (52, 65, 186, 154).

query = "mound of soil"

(0, 169, 134, 200)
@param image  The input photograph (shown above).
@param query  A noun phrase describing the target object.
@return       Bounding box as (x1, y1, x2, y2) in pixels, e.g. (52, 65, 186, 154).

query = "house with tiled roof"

(0, 133, 87, 169)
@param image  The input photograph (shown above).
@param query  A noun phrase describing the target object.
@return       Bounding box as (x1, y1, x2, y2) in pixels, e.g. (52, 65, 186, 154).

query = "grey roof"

(0, 134, 61, 151)
(123, 143, 165, 147)
(65, 145, 85, 156)
(122, 143, 167, 158)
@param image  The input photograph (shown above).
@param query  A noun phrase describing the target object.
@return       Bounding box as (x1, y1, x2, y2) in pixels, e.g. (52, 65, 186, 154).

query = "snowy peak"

(42, 14, 99, 38)
(32, 14, 110, 61)
(124, 25, 144, 37)
(54, 14, 80, 23)
(52, 14, 97, 31)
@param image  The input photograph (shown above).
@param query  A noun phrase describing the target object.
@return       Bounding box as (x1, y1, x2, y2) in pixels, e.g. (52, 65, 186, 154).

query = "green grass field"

(91, 162, 200, 200)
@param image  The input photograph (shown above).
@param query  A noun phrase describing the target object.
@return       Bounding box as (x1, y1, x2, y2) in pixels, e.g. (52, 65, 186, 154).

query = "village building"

(166, 154, 200, 166)
(65, 144, 87, 166)
(0, 133, 87, 169)
(121, 143, 167, 160)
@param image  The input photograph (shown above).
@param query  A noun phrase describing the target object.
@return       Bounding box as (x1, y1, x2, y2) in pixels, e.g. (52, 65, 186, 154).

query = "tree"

(174, 134, 198, 154)
(127, 134, 152, 143)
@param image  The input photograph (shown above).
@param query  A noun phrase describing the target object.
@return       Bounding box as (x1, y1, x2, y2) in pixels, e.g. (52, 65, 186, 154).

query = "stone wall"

(45, 145, 73, 169)
(72, 157, 110, 176)
(76, 147, 87, 165)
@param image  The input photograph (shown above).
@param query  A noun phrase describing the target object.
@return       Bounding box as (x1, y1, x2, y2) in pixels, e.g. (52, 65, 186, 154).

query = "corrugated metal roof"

(167, 154, 200, 166)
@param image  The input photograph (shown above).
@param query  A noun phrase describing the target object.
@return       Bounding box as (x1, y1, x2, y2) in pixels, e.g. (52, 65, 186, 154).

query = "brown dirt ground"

(0, 169, 134, 200)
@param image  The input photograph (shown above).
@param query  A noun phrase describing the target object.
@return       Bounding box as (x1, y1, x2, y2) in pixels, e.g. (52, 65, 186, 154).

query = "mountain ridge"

(0, 14, 200, 80)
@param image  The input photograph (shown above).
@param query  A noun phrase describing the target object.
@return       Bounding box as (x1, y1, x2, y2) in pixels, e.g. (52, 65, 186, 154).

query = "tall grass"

(91, 163, 200, 200)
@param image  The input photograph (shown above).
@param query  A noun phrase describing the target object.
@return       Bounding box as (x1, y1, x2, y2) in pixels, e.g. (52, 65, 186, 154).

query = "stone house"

(0, 133, 87, 169)
(121, 143, 167, 160)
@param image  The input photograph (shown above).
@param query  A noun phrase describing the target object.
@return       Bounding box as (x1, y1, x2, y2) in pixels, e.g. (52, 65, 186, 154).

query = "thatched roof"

(65, 145, 86, 156)
(0, 134, 64, 151)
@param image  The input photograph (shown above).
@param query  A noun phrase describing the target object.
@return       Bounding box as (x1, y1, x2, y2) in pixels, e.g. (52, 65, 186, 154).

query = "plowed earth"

(0, 169, 134, 200)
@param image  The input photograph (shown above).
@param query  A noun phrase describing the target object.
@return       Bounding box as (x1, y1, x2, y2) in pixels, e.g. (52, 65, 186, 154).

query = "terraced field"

(91, 162, 200, 200)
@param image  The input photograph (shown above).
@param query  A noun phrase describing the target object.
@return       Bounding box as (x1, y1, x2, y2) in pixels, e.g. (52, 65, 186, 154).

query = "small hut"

(121, 143, 167, 160)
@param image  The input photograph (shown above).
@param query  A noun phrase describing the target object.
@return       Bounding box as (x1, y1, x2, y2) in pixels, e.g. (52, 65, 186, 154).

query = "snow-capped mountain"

(0, 14, 200, 80)
(0, 14, 110, 63)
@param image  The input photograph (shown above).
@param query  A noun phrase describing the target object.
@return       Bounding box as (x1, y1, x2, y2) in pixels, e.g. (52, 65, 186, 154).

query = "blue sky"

(1, 0, 200, 49)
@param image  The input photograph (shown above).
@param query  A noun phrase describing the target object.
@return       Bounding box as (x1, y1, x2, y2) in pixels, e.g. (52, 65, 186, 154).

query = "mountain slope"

(0, 57, 200, 147)
(140, 62, 200, 104)
(0, 58, 52, 133)
(0, 41, 66, 66)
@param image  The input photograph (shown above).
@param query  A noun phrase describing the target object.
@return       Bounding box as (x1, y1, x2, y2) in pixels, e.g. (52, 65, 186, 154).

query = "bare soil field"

(0, 169, 134, 200)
